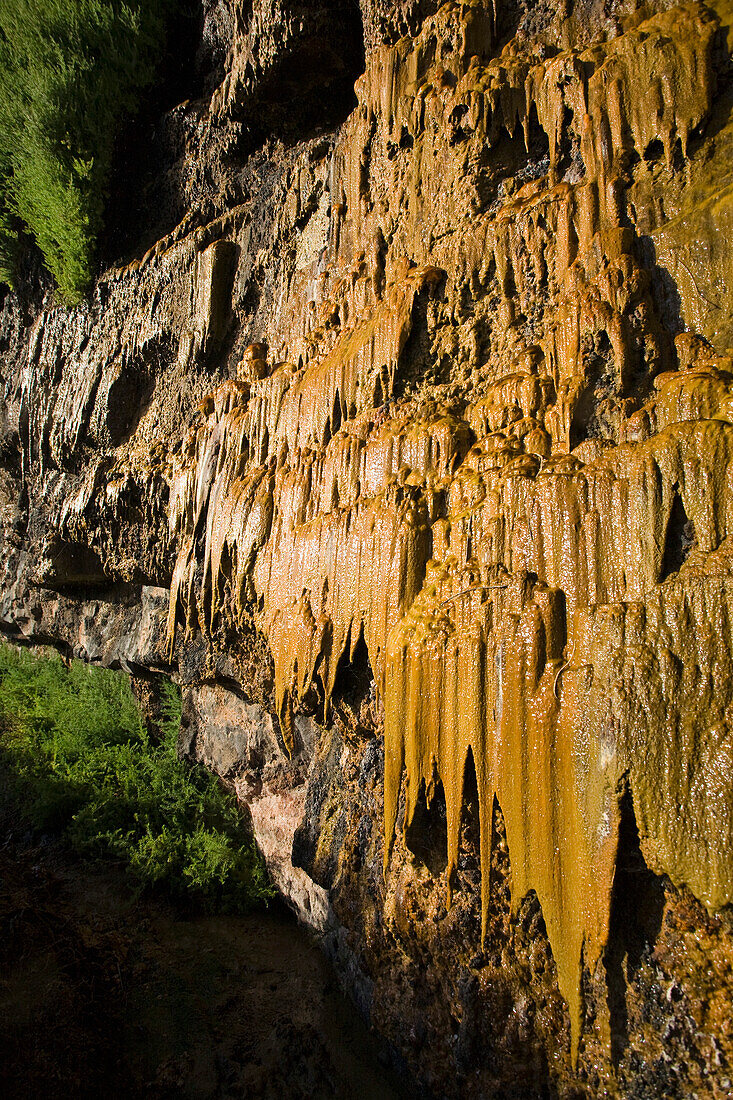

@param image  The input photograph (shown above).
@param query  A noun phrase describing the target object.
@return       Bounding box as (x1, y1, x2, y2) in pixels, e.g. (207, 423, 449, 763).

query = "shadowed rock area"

(0, 834, 407, 1099)
(2, 0, 733, 1096)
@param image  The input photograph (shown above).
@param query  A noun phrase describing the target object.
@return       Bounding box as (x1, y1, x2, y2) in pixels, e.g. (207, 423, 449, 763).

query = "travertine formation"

(162, 0, 733, 1058)
(2, 0, 733, 1095)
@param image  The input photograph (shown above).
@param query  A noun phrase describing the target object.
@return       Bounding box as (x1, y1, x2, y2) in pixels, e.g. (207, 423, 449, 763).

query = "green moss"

(0, 644, 274, 911)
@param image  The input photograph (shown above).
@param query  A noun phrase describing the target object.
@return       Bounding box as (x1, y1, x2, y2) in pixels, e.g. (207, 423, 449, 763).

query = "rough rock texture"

(2, 1, 733, 1096)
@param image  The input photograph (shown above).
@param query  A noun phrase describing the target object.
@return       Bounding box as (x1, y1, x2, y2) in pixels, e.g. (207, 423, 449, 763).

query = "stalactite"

(163, 0, 733, 1058)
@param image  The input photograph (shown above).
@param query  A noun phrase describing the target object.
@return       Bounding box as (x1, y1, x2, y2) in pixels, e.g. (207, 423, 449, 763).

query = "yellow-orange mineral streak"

(166, 0, 733, 1059)
(385, 409, 733, 1055)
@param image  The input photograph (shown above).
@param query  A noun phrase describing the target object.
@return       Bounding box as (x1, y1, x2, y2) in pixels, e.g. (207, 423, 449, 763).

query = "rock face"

(2, 0, 733, 1095)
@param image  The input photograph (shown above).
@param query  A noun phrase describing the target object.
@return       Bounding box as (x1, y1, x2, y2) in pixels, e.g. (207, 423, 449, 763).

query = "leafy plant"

(0, 0, 174, 300)
(0, 644, 273, 911)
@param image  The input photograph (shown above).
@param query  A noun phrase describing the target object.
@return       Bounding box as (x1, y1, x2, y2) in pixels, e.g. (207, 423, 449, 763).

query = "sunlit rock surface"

(2, 0, 733, 1095)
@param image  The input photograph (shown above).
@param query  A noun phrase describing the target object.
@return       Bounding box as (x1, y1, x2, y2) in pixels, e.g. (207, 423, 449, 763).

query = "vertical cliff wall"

(2, 1, 733, 1096)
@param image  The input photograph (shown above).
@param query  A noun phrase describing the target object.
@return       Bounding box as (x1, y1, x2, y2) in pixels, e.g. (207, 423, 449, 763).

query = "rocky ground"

(0, 830, 408, 1100)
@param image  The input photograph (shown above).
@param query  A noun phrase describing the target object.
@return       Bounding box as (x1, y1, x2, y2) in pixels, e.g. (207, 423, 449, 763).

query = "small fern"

(0, 0, 175, 300)
(0, 644, 274, 911)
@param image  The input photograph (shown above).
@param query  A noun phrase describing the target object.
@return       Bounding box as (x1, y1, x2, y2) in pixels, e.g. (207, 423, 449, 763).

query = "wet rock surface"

(2, 0, 733, 1096)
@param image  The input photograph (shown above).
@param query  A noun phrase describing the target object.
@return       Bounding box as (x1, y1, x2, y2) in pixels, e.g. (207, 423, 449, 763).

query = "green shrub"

(0, 0, 174, 300)
(0, 644, 274, 911)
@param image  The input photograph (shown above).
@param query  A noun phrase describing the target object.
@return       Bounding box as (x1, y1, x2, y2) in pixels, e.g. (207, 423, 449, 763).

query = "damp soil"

(0, 834, 406, 1100)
